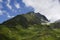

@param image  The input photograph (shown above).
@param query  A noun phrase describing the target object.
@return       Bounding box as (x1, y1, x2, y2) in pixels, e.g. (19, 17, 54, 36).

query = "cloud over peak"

(23, 0, 60, 23)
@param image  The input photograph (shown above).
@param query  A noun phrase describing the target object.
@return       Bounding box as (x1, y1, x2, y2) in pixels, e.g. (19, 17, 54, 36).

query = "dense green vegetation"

(0, 24, 60, 40)
(0, 12, 60, 40)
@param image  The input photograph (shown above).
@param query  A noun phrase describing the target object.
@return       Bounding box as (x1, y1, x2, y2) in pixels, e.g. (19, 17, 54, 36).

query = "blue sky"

(0, 0, 60, 23)
(0, 0, 34, 23)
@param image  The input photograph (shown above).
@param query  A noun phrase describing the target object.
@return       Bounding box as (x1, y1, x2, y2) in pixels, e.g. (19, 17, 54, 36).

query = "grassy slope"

(0, 12, 60, 40)
(0, 24, 60, 40)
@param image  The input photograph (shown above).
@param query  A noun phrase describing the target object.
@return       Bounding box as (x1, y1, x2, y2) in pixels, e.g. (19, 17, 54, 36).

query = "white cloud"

(15, 3, 20, 9)
(0, 10, 14, 18)
(6, 13, 14, 18)
(14, 2, 20, 9)
(7, 0, 12, 9)
(0, 10, 6, 15)
(7, 15, 14, 18)
(0, 0, 3, 2)
(0, 10, 3, 15)
(7, 4, 12, 9)
(23, 0, 60, 23)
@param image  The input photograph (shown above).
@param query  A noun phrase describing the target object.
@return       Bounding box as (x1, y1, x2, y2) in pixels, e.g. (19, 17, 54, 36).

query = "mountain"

(2, 12, 48, 28)
(51, 20, 60, 28)
(0, 12, 60, 40)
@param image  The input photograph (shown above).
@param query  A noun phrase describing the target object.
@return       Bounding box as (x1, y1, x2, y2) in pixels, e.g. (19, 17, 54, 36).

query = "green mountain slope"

(0, 12, 60, 40)
(2, 12, 48, 28)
